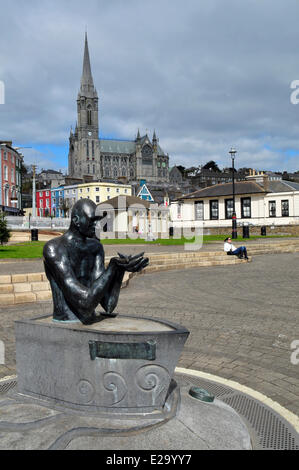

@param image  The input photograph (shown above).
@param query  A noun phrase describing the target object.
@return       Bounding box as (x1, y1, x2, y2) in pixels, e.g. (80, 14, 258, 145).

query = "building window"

(107, 188, 110, 192)
(116, 188, 119, 193)
(96, 196, 100, 203)
(194, 201, 204, 220)
(96, 187, 99, 191)
(11, 168, 14, 183)
(86, 140, 89, 157)
(87, 165, 90, 174)
(93, 165, 95, 175)
(241, 197, 251, 218)
(4, 166, 8, 180)
(281, 200, 289, 217)
(92, 140, 95, 157)
(269, 201, 276, 217)
(209, 200, 219, 220)
(225, 199, 234, 219)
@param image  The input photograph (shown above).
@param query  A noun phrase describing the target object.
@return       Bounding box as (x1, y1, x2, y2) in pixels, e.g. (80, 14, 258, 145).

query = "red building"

(36, 188, 52, 217)
(0, 141, 22, 214)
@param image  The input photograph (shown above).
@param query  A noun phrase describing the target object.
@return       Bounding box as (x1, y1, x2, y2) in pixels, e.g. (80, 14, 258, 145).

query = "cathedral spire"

(80, 32, 95, 92)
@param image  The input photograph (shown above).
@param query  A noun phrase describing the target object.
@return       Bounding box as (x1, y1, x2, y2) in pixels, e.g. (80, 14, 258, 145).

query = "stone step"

(0, 271, 132, 306)
(143, 257, 250, 273)
(151, 256, 233, 266)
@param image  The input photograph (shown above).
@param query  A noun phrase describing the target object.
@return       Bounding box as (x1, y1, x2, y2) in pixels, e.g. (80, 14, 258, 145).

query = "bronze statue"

(43, 199, 149, 324)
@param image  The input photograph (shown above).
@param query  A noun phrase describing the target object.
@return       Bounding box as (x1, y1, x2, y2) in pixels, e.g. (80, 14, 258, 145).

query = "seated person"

(224, 237, 248, 260)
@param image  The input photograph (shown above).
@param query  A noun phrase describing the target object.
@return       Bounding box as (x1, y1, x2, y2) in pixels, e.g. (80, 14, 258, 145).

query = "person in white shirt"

(224, 237, 248, 260)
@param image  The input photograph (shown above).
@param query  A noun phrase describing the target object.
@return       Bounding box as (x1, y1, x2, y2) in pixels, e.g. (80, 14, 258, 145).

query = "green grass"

(0, 241, 45, 259)
(0, 233, 297, 259)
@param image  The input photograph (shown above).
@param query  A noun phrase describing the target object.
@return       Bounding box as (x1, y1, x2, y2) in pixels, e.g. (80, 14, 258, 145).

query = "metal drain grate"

(0, 379, 17, 395)
(176, 373, 299, 450)
(222, 394, 299, 450)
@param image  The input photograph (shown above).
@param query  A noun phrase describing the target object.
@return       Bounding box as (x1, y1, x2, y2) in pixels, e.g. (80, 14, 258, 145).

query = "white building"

(170, 174, 299, 234)
(98, 195, 169, 239)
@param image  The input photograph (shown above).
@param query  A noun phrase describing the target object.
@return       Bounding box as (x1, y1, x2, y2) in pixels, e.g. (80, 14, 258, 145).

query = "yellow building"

(74, 182, 132, 205)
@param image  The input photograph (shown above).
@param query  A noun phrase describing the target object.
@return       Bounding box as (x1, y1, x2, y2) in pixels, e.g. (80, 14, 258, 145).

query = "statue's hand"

(110, 252, 149, 273)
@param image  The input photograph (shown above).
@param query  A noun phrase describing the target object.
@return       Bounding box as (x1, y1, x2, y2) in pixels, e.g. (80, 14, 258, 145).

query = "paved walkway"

(0, 252, 298, 418)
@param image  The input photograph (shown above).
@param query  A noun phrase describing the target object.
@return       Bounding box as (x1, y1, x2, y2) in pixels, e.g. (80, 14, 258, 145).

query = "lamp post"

(229, 147, 237, 239)
(32, 164, 37, 218)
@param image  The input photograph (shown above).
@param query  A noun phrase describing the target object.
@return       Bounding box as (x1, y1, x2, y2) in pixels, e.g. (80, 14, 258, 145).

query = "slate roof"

(99, 195, 152, 210)
(268, 180, 299, 192)
(178, 181, 266, 200)
(99, 135, 166, 156)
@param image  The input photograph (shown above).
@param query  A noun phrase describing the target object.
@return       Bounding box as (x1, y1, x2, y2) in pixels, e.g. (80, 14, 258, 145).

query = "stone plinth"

(15, 314, 189, 414)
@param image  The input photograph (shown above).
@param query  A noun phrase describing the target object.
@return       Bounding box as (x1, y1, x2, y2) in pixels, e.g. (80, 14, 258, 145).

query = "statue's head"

(70, 199, 100, 238)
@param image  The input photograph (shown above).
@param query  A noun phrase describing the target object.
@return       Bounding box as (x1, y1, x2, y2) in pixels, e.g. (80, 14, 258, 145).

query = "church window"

(105, 168, 110, 178)
(122, 167, 126, 177)
(87, 105, 92, 125)
(87, 165, 90, 174)
(93, 165, 95, 174)
(130, 168, 134, 177)
(113, 167, 118, 178)
(92, 140, 95, 157)
(142, 144, 153, 165)
(86, 140, 89, 157)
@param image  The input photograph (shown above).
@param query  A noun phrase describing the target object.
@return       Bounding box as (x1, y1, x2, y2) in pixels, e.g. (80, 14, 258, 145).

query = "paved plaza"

(0, 252, 299, 418)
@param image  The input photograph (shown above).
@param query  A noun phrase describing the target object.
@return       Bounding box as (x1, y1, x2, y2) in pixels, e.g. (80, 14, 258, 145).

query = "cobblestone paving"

(0, 253, 298, 417)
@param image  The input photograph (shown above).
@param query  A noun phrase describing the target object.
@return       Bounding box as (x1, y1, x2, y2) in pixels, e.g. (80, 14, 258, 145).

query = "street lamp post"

(229, 147, 237, 239)
(31, 164, 38, 218)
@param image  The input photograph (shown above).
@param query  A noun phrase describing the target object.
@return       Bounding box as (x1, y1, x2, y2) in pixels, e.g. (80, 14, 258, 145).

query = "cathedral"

(68, 34, 169, 183)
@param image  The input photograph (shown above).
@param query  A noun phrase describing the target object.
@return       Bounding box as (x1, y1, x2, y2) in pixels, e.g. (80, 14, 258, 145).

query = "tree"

(203, 161, 221, 172)
(0, 212, 11, 245)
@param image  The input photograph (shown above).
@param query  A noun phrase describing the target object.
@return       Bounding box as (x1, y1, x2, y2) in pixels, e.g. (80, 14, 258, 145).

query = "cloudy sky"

(1, 0, 299, 173)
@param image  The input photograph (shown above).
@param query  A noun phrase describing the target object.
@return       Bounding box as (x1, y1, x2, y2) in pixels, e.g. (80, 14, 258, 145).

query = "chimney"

(262, 174, 269, 192)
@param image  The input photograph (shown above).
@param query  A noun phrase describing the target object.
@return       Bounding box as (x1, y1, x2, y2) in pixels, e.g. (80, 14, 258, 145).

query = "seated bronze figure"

(43, 199, 149, 324)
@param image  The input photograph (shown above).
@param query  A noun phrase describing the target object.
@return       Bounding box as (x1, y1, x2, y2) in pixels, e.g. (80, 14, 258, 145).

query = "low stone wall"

(203, 225, 299, 237)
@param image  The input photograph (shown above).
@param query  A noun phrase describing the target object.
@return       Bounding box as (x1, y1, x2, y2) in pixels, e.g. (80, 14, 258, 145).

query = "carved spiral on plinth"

(77, 380, 95, 404)
(103, 372, 127, 405)
(136, 365, 170, 405)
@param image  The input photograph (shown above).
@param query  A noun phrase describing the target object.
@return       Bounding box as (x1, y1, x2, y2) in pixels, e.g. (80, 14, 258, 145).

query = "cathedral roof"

(99, 137, 166, 156)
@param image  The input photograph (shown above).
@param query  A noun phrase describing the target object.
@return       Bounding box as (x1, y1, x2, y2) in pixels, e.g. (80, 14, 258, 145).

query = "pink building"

(0, 141, 22, 214)
(36, 188, 52, 217)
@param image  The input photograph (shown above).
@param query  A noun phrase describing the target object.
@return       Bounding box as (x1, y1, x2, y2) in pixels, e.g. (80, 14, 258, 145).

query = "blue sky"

(1, 0, 299, 173)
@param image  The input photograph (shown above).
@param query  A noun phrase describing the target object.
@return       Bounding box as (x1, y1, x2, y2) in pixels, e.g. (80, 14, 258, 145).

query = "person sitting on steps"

(224, 237, 249, 260)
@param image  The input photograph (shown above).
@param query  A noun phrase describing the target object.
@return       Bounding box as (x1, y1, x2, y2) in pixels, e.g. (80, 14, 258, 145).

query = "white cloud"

(1, 0, 299, 172)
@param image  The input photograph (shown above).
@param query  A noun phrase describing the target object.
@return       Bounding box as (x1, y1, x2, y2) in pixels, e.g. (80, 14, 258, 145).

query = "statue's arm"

(91, 250, 124, 315)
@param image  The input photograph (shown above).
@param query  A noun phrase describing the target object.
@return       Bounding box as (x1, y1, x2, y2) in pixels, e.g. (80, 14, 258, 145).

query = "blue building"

(51, 186, 65, 218)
